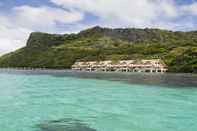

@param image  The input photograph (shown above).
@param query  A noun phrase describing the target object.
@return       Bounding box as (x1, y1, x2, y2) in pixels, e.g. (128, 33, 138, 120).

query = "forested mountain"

(0, 26, 197, 73)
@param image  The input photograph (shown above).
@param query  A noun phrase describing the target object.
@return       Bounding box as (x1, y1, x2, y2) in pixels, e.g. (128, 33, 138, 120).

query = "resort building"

(72, 59, 168, 73)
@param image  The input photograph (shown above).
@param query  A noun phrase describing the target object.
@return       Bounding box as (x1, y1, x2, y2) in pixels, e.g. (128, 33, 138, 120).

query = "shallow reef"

(37, 118, 96, 131)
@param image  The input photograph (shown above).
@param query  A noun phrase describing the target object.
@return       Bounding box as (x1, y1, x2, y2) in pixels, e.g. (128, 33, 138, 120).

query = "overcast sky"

(0, 0, 197, 55)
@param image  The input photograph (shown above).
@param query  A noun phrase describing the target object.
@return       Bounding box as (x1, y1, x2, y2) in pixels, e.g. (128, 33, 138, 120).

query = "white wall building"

(72, 59, 167, 73)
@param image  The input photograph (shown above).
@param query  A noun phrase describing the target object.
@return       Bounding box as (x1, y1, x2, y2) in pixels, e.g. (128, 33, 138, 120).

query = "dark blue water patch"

(36, 118, 96, 131)
(58, 71, 197, 88)
(0, 69, 197, 88)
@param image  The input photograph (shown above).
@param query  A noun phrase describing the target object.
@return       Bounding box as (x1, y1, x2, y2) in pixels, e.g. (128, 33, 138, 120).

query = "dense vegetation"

(0, 26, 197, 73)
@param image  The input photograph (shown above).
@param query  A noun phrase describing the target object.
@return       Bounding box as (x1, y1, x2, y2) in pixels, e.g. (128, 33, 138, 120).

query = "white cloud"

(50, 0, 180, 26)
(158, 0, 178, 18)
(0, 15, 32, 54)
(181, 2, 197, 15)
(50, 0, 197, 29)
(12, 5, 83, 31)
(1, 1, 197, 55)
(0, 5, 84, 55)
(0, 16, 32, 55)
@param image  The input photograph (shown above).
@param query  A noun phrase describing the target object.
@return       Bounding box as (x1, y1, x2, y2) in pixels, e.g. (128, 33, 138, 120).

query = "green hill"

(0, 26, 197, 73)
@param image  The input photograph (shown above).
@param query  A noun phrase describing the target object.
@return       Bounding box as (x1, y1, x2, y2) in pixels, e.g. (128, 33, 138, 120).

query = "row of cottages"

(72, 59, 168, 73)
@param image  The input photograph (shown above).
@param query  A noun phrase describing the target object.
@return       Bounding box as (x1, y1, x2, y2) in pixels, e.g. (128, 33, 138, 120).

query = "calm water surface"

(0, 69, 197, 131)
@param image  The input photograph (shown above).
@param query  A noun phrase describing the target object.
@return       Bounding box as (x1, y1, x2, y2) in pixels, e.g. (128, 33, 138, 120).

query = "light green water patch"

(0, 72, 197, 131)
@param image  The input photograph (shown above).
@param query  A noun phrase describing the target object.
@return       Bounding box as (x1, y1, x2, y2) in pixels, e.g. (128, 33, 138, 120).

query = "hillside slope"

(0, 26, 197, 73)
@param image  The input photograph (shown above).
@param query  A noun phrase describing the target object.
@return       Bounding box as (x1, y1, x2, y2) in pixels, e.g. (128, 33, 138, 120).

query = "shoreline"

(0, 67, 197, 76)
(0, 68, 196, 88)
(0, 68, 197, 88)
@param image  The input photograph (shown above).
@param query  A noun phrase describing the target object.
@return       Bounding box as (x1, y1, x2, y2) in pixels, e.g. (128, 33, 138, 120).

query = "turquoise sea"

(0, 69, 197, 131)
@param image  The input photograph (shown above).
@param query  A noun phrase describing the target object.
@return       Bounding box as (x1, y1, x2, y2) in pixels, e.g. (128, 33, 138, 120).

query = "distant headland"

(0, 26, 196, 73)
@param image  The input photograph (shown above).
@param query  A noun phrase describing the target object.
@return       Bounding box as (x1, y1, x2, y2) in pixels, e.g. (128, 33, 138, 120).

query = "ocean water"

(0, 69, 197, 131)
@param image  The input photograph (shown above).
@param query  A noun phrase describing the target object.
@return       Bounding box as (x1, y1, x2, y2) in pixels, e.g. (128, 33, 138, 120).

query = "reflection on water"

(37, 118, 96, 131)
(1, 69, 197, 88)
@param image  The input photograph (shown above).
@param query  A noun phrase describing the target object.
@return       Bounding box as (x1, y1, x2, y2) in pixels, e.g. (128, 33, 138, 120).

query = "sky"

(0, 0, 197, 55)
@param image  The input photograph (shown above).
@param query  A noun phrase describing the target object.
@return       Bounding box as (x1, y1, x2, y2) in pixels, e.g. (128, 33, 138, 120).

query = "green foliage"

(0, 26, 197, 73)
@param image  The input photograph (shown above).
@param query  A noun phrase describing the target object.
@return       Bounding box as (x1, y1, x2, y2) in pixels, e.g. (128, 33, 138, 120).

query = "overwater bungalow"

(72, 59, 167, 73)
